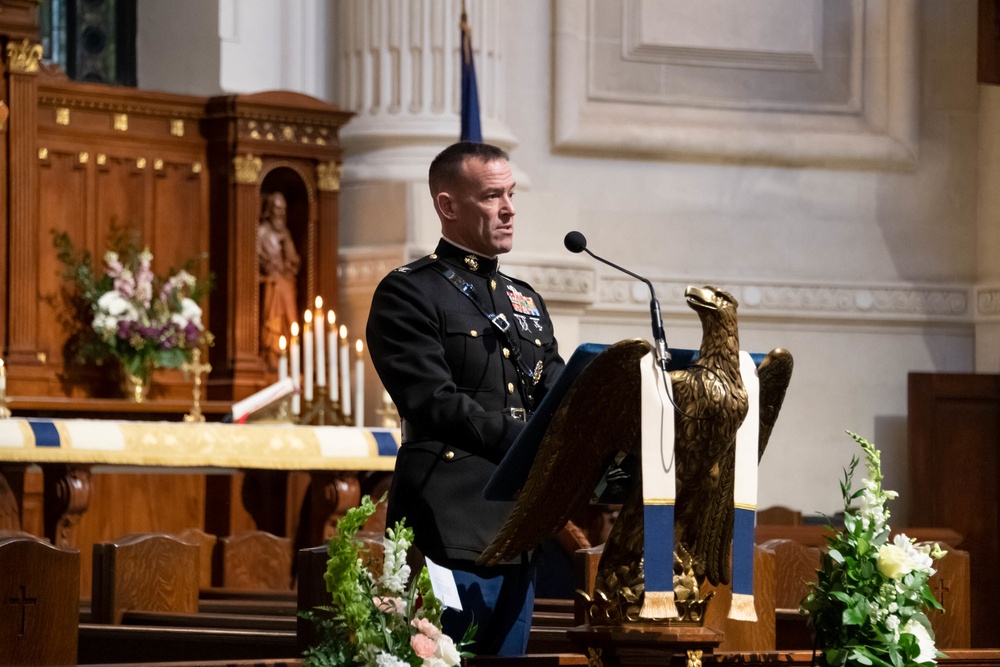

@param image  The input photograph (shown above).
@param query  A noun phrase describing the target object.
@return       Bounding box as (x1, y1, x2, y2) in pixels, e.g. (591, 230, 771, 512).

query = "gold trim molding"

(5, 39, 43, 74)
(317, 161, 341, 192)
(233, 154, 263, 184)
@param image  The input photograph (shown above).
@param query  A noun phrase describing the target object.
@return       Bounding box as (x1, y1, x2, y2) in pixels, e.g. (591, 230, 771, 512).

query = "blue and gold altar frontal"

(0, 418, 400, 471)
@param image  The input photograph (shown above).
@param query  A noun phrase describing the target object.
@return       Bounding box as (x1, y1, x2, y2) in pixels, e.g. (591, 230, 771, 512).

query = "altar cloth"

(0, 418, 400, 471)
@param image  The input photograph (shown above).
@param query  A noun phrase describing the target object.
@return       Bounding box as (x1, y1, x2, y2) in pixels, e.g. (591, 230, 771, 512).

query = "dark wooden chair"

(91, 533, 200, 624)
(218, 530, 293, 591)
(0, 531, 80, 665)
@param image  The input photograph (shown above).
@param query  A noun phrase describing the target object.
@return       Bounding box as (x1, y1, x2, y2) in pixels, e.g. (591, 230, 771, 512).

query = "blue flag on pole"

(460, 7, 482, 142)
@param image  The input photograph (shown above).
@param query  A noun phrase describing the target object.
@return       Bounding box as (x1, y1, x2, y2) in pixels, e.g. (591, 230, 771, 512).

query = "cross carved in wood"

(933, 577, 950, 613)
(7, 584, 37, 636)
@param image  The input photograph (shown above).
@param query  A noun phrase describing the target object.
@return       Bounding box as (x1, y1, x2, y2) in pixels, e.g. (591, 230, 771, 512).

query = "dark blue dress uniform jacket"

(366, 239, 565, 563)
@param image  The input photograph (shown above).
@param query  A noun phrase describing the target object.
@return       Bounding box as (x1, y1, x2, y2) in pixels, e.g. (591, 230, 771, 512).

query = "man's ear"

(435, 191, 457, 221)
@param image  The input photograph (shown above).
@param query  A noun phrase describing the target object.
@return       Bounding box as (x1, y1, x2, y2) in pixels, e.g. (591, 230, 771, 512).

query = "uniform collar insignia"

(464, 254, 479, 271)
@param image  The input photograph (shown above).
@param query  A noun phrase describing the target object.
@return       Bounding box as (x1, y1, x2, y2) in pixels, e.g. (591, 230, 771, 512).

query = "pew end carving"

(0, 530, 80, 666)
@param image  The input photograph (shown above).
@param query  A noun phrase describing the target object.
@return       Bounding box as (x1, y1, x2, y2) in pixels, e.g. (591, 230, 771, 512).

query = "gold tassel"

(728, 593, 757, 622)
(639, 590, 678, 619)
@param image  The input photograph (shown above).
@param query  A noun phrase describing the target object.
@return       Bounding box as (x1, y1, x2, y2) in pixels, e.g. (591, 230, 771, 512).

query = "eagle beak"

(684, 285, 719, 311)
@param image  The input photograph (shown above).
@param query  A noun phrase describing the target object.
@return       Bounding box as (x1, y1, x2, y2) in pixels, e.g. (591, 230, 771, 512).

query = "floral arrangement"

(302, 495, 472, 667)
(801, 431, 946, 667)
(53, 227, 213, 384)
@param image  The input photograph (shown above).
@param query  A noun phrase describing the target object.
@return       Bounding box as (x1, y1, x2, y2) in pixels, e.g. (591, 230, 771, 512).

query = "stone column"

(334, 0, 516, 183)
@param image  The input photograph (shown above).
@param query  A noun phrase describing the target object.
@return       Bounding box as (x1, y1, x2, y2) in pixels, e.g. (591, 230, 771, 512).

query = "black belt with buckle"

(507, 407, 529, 421)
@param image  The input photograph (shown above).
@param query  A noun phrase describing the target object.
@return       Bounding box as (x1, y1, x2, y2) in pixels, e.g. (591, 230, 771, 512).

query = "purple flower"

(185, 322, 200, 342)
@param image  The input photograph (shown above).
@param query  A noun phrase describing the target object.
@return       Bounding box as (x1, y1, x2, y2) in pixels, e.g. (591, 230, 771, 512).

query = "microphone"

(564, 231, 670, 369)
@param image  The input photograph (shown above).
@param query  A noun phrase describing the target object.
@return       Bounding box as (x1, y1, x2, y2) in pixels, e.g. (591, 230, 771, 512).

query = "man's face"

(269, 194, 288, 231)
(438, 158, 516, 257)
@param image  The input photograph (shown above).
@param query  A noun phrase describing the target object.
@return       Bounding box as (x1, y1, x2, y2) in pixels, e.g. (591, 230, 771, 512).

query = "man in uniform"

(366, 141, 565, 655)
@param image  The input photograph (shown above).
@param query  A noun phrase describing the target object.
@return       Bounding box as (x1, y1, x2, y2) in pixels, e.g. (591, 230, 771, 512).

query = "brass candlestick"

(182, 349, 211, 423)
(299, 383, 347, 426)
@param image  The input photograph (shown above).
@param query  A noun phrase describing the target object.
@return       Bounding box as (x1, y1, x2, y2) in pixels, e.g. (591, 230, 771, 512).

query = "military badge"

(464, 255, 479, 271)
(514, 314, 529, 332)
(506, 285, 540, 316)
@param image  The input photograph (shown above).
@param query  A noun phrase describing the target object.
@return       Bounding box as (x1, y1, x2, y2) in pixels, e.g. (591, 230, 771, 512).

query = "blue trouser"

(439, 559, 536, 657)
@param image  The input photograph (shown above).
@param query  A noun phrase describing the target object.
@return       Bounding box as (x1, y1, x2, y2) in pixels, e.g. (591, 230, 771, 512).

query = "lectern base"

(567, 623, 724, 667)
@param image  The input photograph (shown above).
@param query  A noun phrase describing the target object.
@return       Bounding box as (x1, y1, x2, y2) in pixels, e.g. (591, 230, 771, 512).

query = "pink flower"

(411, 617, 441, 641)
(373, 596, 405, 614)
(410, 632, 437, 659)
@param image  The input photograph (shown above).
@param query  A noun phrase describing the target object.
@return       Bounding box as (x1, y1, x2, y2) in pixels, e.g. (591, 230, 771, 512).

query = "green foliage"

(51, 225, 213, 380)
(303, 494, 471, 667)
(800, 432, 945, 667)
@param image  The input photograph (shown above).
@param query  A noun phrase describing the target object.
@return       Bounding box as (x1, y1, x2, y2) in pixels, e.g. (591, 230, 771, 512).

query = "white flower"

(178, 298, 203, 327)
(902, 619, 937, 664)
(435, 635, 462, 667)
(418, 633, 463, 667)
(97, 290, 134, 318)
(374, 650, 409, 667)
(378, 533, 412, 594)
(877, 534, 935, 579)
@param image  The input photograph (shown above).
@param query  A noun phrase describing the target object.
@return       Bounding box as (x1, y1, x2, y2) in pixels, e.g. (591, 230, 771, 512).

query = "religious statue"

(478, 286, 794, 625)
(258, 192, 301, 368)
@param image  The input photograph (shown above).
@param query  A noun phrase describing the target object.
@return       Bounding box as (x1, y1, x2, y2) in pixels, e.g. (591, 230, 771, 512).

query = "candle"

(355, 340, 364, 426)
(290, 323, 301, 415)
(314, 296, 326, 387)
(339, 325, 351, 419)
(303, 310, 314, 402)
(327, 310, 339, 402)
(278, 336, 288, 382)
(0, 358, 6, 392)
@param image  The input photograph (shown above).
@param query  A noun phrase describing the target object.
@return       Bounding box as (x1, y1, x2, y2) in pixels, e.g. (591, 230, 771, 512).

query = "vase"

(121, 365, 152, 403)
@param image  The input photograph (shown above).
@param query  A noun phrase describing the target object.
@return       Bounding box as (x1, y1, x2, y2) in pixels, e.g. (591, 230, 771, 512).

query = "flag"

(460, 5, 482, 142)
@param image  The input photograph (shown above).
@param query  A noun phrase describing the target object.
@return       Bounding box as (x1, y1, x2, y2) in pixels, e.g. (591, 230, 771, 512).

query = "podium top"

(484, 342, 767, 501)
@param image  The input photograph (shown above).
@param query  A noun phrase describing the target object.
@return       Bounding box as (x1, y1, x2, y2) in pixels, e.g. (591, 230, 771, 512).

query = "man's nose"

(501, 194, 515, 217)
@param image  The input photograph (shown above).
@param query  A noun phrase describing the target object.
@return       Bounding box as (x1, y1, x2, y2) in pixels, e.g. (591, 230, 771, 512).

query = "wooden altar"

(0, 417, 398, 595)
(0, 0, 353, 404)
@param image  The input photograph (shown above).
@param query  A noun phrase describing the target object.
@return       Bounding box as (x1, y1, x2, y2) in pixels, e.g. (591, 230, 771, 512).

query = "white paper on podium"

(424, 557, 463, 611)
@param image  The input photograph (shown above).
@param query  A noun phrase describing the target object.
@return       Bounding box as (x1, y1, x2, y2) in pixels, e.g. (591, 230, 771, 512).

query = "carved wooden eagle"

(477, 286, 793, 618)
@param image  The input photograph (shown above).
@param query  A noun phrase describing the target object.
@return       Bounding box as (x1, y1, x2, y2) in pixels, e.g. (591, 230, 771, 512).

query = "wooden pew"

(81, 533, 299, 663)
(920, 542, 971, 649)
(0, 531, 80, 666)
(91, 533, 200, 624)
(217, 531, 293, 591)
(175, 528, 218, 590)
(702, 546, 776, 652)
(757, 538, 820, 650)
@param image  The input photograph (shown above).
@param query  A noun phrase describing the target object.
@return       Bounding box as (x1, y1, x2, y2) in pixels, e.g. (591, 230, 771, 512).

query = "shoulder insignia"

(392, 254, 439, 274)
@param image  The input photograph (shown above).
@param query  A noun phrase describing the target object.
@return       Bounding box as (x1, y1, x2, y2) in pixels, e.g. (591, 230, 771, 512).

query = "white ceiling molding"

(553, 0, 918, 170)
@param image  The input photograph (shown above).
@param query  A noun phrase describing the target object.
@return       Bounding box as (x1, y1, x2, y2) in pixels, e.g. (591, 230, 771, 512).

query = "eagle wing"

(477, 339, 652, 566)
(757, 347, 794, 460)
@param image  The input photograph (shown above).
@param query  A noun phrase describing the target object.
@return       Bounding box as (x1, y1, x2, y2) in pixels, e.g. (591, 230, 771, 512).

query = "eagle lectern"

(480, 287, 793, 666)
